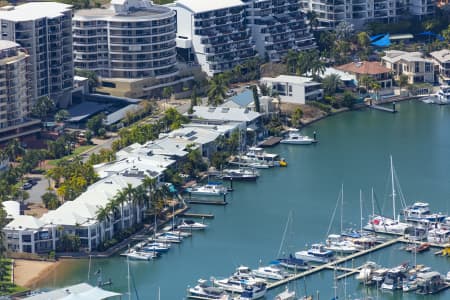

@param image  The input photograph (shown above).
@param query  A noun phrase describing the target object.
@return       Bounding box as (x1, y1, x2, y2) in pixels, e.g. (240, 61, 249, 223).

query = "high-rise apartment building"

(243, 0, 315, 62)
(0, 2, 73, 107)
(0, 41, 40, 143)
(170, 0, 256, 76)
(74, 0, 182, 98)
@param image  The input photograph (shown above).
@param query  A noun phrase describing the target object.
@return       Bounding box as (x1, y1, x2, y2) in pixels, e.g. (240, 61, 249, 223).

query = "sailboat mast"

(390, 155, 396, 220)
(340, 184, 344, 234)
(360, 190, 363, 233)
(127, 255, 131, 300)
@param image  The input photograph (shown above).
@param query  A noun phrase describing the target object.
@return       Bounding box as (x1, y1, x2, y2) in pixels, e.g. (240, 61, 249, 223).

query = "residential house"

(381, 50, 434, 84)
(336, 61, 393, 90)
(430, 49, 450, 84)
(260, 75, 323, 105)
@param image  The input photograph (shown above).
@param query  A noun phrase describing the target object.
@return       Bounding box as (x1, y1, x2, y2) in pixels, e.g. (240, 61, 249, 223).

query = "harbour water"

(36, 100, 450, 299)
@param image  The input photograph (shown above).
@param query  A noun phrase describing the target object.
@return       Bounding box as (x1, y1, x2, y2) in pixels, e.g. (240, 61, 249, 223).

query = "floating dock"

(178, 212, 215, 219)
(186, 199, 227, 205)
(368, 104, 397, 113)
(258, 136, 282, 147)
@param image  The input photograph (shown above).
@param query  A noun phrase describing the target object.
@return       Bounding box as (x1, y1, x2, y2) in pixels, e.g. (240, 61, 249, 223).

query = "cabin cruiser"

(177, 219, 208, 231)
(221, 168, 259, 181)
(355, 261, 380, 285)
(212, 273, 265, 295)
(187, 184, 228, 196)
(295, 244, 334, 264)
(364, 215, 411, 235)
(372, 267, 390, 287)
(244, 147, 287, 167)
(123, 249, 159, 261)
(187, 279, 230, 299)
(380, 264, 409, 290)
(427, 227, 450, 244)
(230, 283, 267, 299)
(324, 234, 361, 253)
(280, 129, 316, 145)
(275, 254, 310, 270)
(252, 265, 289, 280)
(141, 242, 170, 253)
(436, 85, 450, 105)
(403, 202, 446, 223)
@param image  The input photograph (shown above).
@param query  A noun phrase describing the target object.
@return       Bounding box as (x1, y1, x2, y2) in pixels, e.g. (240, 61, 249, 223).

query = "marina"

(35, 101, 450, 299)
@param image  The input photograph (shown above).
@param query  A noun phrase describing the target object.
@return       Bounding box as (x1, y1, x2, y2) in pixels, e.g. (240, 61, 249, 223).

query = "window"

(425, 63, 431, 73)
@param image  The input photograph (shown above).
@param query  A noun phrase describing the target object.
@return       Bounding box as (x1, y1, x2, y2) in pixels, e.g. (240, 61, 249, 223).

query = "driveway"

(25, 175, 49, 204)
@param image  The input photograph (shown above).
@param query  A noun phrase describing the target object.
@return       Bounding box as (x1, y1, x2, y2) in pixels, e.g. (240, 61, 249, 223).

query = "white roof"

(0, 40, 18, 51)
(175, 0, 245, 13)
(261, 75, 318, 85)
(382, 50, 432, 63)
(313, 67, 356, 82)
(3, 200, 20, 219)
(0, 2, 72, 22)
(183, 122, 241, 134)
(5, 215, 45, 230)
(23, 283, 121, 300)
(430, 49, 450, 63)
(167, 127, 221, 145)
(187, 106, 261, 123)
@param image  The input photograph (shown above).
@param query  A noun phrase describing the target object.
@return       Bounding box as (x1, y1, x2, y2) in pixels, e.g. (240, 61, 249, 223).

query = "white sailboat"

(363, 156, 411, 235)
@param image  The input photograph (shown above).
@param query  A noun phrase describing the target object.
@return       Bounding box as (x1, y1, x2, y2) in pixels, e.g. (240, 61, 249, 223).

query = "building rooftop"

(5, 215, 45, 231)
(175, 0, 245, 13)
(22, 282, 121, 300)
(187, 106, 261, 123)
(430, 49, 450, 63)
(336, 61, 391, 75)
(0, 2, 72, 22)
(167, 127, 222, 145)
(382, 50, 431, 63)
(261, 75, 319, 85)
(3, 200, 20, 219)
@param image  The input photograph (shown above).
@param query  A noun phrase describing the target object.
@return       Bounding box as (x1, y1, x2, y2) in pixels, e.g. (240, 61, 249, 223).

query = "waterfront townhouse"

(165, 127, 221, 158)
(381, 50, 434, 84)
(243, 0, 315, 62)
(0, 41, 41, 143)
(300, 0, 397, 29)
(430, 49, 450, 84)
(336, 61, 393, 90)
(73, 0, 184, 98)
(170, 0, 256, 76)
(0, 3, 73, 107)
(260, 75, 323, 105)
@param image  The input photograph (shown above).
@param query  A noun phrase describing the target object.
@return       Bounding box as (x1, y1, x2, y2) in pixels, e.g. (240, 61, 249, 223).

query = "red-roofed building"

(336, 61, 393, 90)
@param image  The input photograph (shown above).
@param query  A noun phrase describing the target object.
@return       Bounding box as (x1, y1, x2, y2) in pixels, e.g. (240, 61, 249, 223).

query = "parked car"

(22, 182, 33, 190)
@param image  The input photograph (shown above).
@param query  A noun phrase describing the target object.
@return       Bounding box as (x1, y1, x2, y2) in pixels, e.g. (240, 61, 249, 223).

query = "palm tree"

(284, 50, 298, 74)
(54, 109, 70, 123)
(207, 74, 228, 106)
(306, 10, 319, 31)
(370, 81, 382, 102)
(122, 184, 136, 225)
(322, 74, 342, 96)
(142, 176, 157, 212)
(359, 75, 375, 92)
(113, 190, 127, 230)
(132, 185, 147, 224)
(397, 74, 409, 95)
(96, 206, 110, 243)
(6, 138, 24, 162)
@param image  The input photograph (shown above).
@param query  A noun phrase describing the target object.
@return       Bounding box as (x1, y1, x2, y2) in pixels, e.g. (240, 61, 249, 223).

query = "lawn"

(47, 145, 95, 167)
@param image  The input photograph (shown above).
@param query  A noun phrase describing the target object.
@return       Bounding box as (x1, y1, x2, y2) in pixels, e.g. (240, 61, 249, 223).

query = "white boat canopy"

(23, 283, 122, 300)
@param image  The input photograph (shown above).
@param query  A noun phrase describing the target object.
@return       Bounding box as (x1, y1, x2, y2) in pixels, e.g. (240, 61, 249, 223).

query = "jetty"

(187, 199, 227, 205)
(258, 136, 282, 147)
(367, 102, 397, 113)
(267, 236, 402, 290)
(179, 212, 214, 219)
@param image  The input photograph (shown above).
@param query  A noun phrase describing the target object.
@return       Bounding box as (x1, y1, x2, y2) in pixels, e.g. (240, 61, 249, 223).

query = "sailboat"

(363, 156, 411, 235)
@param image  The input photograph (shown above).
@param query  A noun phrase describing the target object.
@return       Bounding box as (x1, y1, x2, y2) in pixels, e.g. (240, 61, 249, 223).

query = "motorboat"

(141, 242, 170, 253)
(123, 250, 158, 261)
(294, 244, 334, 264)
(275, 254, 310, 270)
(163, 229, 192, 238)
(212, 275, 265, 294)
(187, 183, 228, 196)
(324, 234, 360, 253)
(177, 219, 208, 231)
(403, 242, 430, 253)
(380, 264, 409, 290)
(252, 265, 289, 280)
(355, 261, 380, 285)
(436, 85, 450, 105)
(280, 129, 316, 145)
(231, 157, 272, 169)
(427, 227, 450, 244)
(221, 168, 259, 181)
(402, 276, 418, 292)
(363, 215, 411, 235)
(232, 283, 267, 299)
(403, 202, 446, 223)
(151, 233, 182, 243)
(416, 271, 446, 294)
(244, 147, 287, 167)
(187, 279, 230, 299)
(274, 287, 296, 300)
(371, 267, 389, 287)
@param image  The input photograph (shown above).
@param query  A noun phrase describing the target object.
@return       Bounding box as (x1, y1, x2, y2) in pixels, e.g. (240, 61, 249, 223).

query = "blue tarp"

(229, 89, 254, 107)
(416, 31, 445, 41)
(369, 34, 385, 42)
(371, 34, 391, 47)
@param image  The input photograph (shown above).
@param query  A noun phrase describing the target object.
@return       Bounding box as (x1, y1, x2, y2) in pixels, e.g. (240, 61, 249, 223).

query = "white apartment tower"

(243, 0, 315, 62)
(74, 0, 180, 98)
(171, 0, 256, 76)
(0, 41, 40, 143)
(0, 2, 74, 107)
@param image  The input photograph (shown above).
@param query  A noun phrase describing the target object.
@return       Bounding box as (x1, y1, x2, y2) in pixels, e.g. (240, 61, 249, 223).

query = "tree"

(162, 86, 173, 102)
(306, 11, 319, 31)
(284, 50, 298, 74)
(54, 109, 70, 122)
(42, 191, 60, 209)
(322, 74, 342, 96)
(207, 74, 229, 106)
(370, 81, 382, 101)
(74, 69, 99, 92)
(252, 85, 261, 113)
(335, 21, 354, 41)
(442, 24, 450, 43)
(357, 32, 370, 52)
(342, 90, 357, 108)
(5, 139, 24, 162)
(86, 113, 105, 136)
(290, 108, 303, 128)
(31, 96, 55, 121)
(397, 74, 409, 94)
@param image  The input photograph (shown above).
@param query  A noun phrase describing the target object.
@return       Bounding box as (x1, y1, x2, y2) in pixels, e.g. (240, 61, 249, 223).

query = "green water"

(37, 100, 450, 299)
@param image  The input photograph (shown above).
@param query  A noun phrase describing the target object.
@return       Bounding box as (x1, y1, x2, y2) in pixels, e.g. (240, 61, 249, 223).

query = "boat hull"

(294, 251, 333, 263)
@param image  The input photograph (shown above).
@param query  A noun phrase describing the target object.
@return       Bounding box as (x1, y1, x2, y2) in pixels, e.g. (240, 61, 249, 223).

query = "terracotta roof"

(336, 61, 391, 75)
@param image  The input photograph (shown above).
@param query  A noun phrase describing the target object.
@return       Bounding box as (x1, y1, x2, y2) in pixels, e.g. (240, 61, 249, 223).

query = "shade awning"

(60, 287, 122, 300)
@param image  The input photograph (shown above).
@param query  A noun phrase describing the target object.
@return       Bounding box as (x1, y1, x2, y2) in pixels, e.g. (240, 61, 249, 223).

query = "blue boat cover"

(417, 31, 445, 41)
(371, 34, 390, 47)
(369, 34, 385, 42)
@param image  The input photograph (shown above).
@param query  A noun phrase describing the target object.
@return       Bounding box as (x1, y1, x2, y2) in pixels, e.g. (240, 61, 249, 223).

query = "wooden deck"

(258, 136, 282, 147)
